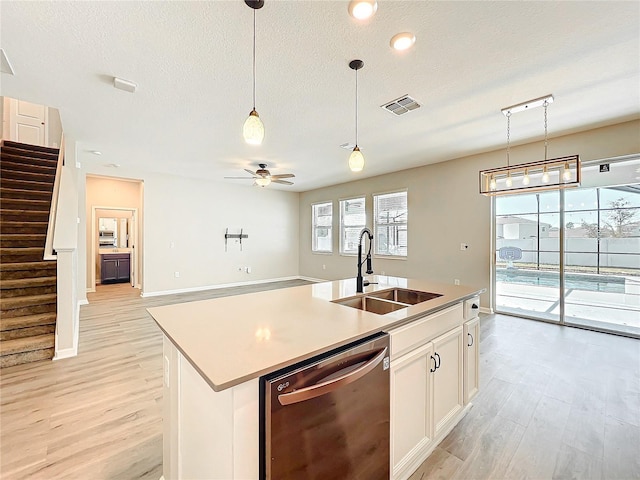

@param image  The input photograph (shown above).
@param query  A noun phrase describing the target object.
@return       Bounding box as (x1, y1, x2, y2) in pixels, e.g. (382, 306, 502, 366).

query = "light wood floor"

(1, 281, 639, 479)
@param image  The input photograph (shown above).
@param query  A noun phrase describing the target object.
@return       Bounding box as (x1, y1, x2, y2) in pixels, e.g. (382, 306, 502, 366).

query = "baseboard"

(86, 287, 96, 293)
(53, 346, 77, 361)
(480, 306, 493, 315)
(298, 276, 327, 283)
(141, 276, 304, 298)
(78, 299, 89, 306)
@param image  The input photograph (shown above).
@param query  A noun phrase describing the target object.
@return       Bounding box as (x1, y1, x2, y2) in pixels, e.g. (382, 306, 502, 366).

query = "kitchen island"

(148, 276, 483, 480)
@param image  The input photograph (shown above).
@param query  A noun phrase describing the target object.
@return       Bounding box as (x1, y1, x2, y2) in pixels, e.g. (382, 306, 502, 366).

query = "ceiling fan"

(225, 163, 295, 186)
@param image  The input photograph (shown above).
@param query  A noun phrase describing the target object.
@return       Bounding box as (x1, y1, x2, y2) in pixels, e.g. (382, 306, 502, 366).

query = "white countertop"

(147, 276, 482, 392)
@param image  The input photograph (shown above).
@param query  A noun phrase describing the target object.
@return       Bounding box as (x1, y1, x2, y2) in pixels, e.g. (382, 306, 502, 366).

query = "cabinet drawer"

(389, 303, 463, 360)
(463, 296, 480, 321)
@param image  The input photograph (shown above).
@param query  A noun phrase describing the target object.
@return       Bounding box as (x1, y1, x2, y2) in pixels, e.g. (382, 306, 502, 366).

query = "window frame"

(311, 201, 333, 254)
(373, 189, 408, 259)
(339, 195, 367, 256)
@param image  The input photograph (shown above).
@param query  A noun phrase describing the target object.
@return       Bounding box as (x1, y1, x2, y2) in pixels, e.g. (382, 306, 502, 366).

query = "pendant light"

(479, 94, 581, 195)
(243, 0, 265, 145)
(348, 59, 365, 172)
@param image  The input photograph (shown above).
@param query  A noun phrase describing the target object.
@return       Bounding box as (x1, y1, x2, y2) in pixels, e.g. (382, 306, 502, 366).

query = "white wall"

(299, 120, 640, 309)
(78, 164, 300, 297)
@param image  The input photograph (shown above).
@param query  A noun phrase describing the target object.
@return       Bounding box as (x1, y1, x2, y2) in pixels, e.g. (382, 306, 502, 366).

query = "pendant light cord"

(355, 67, 359, 146)
(252, 8, 256, 110)
(543, 100, 549, 160)
(506, 112, 511, 167)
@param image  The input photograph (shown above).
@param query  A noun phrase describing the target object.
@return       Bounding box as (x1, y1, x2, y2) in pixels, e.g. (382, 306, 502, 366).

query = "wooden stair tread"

(0, 221, 49, 228)
(0, 276, 57, 289)
(0, 234, 47, 240)
(0, 153, 58, 167)
(0, 261, 57, 271)
(0, 187, 51, 199)
(1, 293, 57, 310)
(0, 198, 50, 207)
(0, 312, 57, 331)
(0, 178, 54, 190)
(0, 247, 45, 254)
(0, 334, 55, 355)
(2, 140, 60, 156)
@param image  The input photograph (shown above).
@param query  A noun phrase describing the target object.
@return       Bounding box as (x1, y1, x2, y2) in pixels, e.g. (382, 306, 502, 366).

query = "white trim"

(298, 276, 326, 283)
(141, 276, 303, 298)
(479, 306, 493, 315)
(53, 299, 85, 361)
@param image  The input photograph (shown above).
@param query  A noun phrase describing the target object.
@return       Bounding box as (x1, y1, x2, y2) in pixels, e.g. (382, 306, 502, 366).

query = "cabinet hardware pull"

(430, 355, 437, 373)
(434, 352, 441, 369)
(468, 333, 473, 347)
(472, 303, 478, 309)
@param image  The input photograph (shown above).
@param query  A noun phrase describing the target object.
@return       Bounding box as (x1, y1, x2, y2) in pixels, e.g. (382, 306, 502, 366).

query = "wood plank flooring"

(1, 282, 639, 479)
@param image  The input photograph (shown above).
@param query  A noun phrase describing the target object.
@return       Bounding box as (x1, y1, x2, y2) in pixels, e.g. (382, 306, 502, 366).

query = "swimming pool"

(496, 268, 626, 294)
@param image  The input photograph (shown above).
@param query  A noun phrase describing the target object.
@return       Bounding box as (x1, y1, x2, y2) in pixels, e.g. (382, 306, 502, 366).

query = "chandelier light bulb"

(563, 162, 571, 181)
(348, 0, 377, 20)
(522, 169, 530, 185)
(505, 172, 513, 188)
(243, 109, 264, 145)
(349, 146, 365, 172)
(542, 166, 550, 183)
(489, 175, 497, 191)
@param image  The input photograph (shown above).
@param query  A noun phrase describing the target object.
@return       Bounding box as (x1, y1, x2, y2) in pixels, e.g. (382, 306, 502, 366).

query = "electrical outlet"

(454, 279, 460, 285)
(245, 266, 252, 274)
(322, 264, 326, 270)
(174, 271, 180, 278)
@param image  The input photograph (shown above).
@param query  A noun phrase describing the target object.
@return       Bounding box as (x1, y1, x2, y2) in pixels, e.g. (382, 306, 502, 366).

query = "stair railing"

(44, 134, 64, 260)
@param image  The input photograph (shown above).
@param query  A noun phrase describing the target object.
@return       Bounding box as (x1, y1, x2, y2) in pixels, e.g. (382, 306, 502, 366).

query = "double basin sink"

(332, 288, 442, 315)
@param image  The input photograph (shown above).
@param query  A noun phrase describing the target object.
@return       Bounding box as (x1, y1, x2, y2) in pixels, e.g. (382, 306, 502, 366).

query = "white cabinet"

(431, 326, 464, 438)
(463, 316, 480, 404)
(391, 342, 433, 478)
(389, 303, 467, 480)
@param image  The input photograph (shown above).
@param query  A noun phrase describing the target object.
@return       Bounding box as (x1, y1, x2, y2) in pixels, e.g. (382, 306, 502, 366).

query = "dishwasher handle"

(278, 347, 388, 406)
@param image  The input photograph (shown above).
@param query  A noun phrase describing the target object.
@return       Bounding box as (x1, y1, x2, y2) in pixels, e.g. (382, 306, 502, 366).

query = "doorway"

(85, 175, 144, 294)
(493, 157, 640, 337)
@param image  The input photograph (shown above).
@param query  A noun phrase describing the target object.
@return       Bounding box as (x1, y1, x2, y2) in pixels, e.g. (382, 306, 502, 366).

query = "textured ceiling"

(1, 1, 638, 192)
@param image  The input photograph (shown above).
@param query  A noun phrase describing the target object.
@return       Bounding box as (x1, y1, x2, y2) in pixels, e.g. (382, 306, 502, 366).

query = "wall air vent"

(381, 95, 421, 116)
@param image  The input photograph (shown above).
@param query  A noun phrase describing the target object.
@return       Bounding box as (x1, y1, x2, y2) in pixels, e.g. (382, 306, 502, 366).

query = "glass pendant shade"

(563, 162, 571, 180)
(542, 166, 550, 183)
(255, 176, 271, 187)
(243, 110, 264, 145)
(505, 172, 513, 187)
(522, 169, 530, 185)
(349, 146, 365, 172)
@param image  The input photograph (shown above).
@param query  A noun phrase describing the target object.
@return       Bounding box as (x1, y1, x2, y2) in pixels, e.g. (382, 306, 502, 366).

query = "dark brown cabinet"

(101, 253, 130, 284)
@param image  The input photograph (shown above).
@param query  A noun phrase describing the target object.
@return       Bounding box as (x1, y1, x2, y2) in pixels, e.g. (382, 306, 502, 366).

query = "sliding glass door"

(563, 186, 640, 336)
(494, 176, 640, 337)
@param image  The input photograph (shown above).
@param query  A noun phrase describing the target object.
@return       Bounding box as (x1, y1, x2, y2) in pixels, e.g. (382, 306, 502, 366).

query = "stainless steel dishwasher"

(260, 332, 390, 480)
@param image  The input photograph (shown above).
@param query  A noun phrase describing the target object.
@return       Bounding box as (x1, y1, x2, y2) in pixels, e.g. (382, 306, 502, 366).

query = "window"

(374, 191, 408, 257)
(340, 197, 366, 254)
(312, 202, 333, 252)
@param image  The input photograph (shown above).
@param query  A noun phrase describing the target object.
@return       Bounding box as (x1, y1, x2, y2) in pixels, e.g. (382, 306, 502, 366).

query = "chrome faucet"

(356, 227, 374, 293)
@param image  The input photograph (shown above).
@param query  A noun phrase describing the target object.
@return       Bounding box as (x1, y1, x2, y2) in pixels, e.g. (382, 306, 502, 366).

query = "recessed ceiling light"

(390, 32, 416, 51)
(90, 150, 102, 155)
(348, 0, 377, 20)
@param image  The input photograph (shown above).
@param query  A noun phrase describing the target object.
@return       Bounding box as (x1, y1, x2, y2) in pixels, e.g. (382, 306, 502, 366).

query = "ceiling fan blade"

(272, 179, 294, 185)
(224, 176, 256, 179)
(270, 173, 295, 179)
(244, 168, 257, 176)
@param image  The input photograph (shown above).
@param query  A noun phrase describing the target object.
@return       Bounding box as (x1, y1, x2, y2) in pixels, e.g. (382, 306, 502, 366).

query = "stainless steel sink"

(367, 288, 442, 305)
(332, 288, 442, 315)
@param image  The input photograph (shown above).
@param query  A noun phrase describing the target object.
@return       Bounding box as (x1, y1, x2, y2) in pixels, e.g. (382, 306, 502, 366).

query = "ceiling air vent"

(381, 95, 421, 116)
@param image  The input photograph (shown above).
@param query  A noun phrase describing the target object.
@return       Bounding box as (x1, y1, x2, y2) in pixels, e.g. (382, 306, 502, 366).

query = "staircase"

(1, 140, 59, 368)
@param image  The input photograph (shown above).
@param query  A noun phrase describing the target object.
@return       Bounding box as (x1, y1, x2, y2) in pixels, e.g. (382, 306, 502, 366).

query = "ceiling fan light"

(349, 146, 365, 172)
(348, 0, 377, 20)
(255, 176, 271, 187)
(243, 109, 264, 145)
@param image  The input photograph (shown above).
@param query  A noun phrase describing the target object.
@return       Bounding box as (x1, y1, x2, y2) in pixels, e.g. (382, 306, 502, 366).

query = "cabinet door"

(117, 257, 131, 281)
(101, 258, 119, 282)
(431, 326, 463, 438)
(463, 317, 480, 404)
(390, 342, 433, 479)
